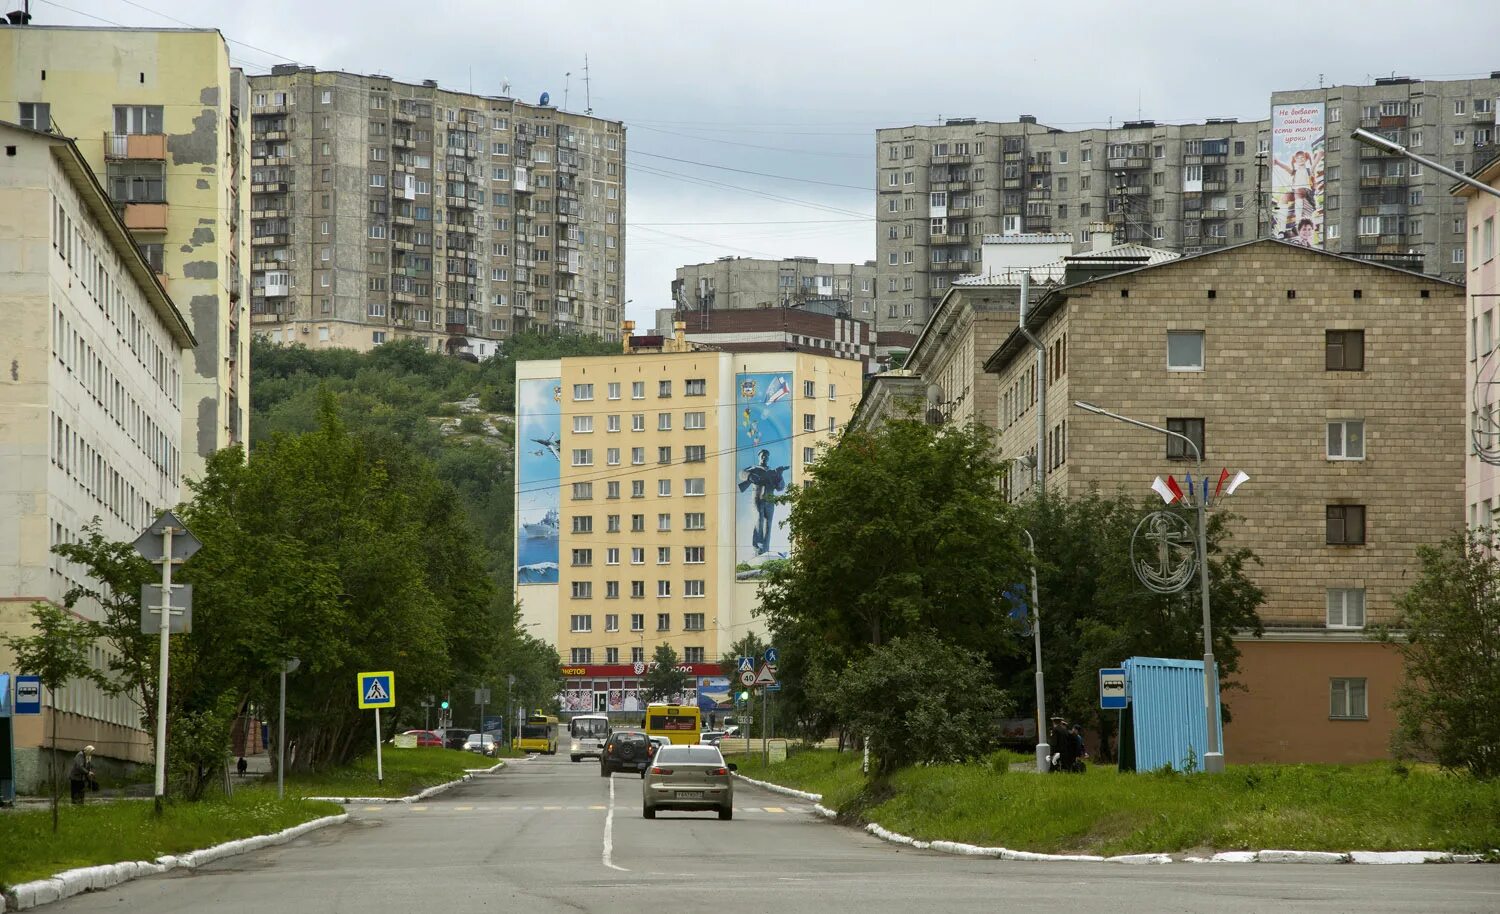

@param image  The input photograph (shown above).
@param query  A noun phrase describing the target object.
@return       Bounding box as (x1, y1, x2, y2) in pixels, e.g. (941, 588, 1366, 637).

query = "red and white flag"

(1151, 475, 1184, 504)
(1225, 470, 1249, 495)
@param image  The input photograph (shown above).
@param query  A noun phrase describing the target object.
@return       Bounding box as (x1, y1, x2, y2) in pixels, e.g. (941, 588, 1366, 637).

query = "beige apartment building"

(983, 239, 1465, 764)
(245, 67, 626, 354)
(670, 256, 877, 324)
(0, 123, 194, 788)
(2, 25, 250, 475)
(514, 326, 859, 716)
(1458, 155, 1500, 529)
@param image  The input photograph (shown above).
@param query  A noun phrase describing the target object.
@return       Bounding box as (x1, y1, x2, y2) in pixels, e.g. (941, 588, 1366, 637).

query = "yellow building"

(1, 25, 251, 476)
(515, 324, 860, 717)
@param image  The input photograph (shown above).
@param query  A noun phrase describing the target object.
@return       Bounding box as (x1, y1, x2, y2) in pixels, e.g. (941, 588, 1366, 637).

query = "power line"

(630, 225, 783, 258)
(629, 123, 869, 159)
(628, 150, 871, 191)
(629, 163, 873, 220)
(632, 218, 868, 227)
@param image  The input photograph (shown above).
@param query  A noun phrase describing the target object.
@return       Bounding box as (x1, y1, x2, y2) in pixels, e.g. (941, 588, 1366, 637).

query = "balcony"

(252, 233, 289, 247)
(258, 129, 288, 142)
(446, 321, 470, 335)
(1379, 114, 1409, 129)
(392, 107, 415, 123)
(104, 133, 166, 160)
(122, 202, 169, 232)
(1107, 157, 1150, 170)
(393, 238, 415, 252)
(1199, 235, 1230, 247)
(446, 195, 473, 210)
(1027, 188, 1052, 200)
(251, 155, 290, 167)
(392, 135, 415, 149)
(1201, 180, 1227, 192)
(1359, 176, 1384, 188)
(252, 181, 289, 194)
(1027, 161, 1051, 174)
(931, 153, 972, 165)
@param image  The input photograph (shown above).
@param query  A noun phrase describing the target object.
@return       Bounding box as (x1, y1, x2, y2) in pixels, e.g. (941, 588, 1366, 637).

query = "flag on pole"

(1214, 467, 1232, 498)
(1151, 475, 1184, 504)
(1225, 470, 1250, 495)
(1184, 472, 1195, 505)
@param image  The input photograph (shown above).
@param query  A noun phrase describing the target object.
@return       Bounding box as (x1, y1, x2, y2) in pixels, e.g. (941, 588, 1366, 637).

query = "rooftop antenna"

(501, 77, 511, 97)
(1318, 72, 1325, 88)
(1137, 89, 1142, 120)
(564, 70, 571, 110)
(583, 54, 592, 116)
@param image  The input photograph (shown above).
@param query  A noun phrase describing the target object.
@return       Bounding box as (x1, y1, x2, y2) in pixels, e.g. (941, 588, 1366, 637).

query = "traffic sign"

(1099, 668, 1128, 710)
(766, 682, 782, 692)
(15, 675, 41, 715)
(753, 664, 777, 687)
(131, 510, 202, 563)
(736, 656, 754, 673)
(140, 583, 192, 634)
(358, 671, 396, 709)
(474, 687, 491, 705)
(762, 647, 780, 666)
(738, 670, 756, 687)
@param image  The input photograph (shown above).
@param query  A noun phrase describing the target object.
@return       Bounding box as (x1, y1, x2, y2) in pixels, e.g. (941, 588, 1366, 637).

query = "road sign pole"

(278, 664, 287, 801)
(153, 525, 172, 813)
(375, 707, 384, 785)
(761, 686, 768, 768)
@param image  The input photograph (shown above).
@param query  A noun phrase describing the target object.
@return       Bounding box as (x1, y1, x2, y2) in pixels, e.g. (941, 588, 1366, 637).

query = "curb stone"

(732, 773, 1493, 865)
(3, 813, 348, 911)
(306, 760, 505, 805)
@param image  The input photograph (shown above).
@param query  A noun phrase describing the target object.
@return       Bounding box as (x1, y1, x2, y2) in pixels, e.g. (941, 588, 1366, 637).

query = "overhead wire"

(627, 150, 872, 192)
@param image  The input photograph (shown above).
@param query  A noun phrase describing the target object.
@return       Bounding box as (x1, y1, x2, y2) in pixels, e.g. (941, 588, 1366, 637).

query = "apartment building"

(514, 326, 859, 716)
(0, 123, 194, 788)
(1, 25, 251, 475)
(1461, 154, 1500, 526)
(671, 256, 877, 323)
(245, 66, 626, 354)
(1271, 74, 1500, 285)
(876, 116, 1267, 341)
(983, 239, 1465, 764)
(677, 308, 874, 373)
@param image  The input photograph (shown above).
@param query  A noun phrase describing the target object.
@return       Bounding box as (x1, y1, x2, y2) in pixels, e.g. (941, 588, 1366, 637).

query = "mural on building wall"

(735, 372, 794, 574)
(516, 378, 561, 584)
(1271, 103, 1326, 247)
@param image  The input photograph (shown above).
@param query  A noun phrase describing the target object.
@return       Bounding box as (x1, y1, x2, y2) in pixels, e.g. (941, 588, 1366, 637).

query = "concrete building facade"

(245, 67, 626, 354)
(983, 239, 1465, 764)
(1461, 153, 1500, 527)
(514, 329, 858, 717)
(1, 25, 251, 476)
(675, 308, 874, 373)
(671, 256, 877, 324)
(0, 123, 194, 787)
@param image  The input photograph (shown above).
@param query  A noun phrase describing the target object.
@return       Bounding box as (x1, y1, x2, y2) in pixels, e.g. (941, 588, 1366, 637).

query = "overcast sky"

(33, 0, 1500, 328)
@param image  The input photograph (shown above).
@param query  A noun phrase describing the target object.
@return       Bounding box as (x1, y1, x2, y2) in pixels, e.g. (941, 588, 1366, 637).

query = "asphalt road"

(48, 753, 1500, 913)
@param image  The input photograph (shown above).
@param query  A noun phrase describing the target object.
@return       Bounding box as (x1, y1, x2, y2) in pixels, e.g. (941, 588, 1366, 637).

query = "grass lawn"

(739, 749, 1500, 856)
(0, 790, 342, 889)
(283, 746, 507, 798)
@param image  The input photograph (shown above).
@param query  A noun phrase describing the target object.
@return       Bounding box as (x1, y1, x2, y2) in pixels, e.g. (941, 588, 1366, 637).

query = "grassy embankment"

(0, 746, 509, 889)
(736, 749, 1500, 856)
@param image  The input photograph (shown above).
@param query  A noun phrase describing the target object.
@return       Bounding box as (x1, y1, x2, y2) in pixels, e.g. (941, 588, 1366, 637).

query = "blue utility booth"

(1116, 657, 1223, 773)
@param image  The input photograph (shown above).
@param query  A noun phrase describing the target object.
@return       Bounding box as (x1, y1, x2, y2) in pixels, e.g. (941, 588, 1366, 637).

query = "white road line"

(603, 775, 628, 872)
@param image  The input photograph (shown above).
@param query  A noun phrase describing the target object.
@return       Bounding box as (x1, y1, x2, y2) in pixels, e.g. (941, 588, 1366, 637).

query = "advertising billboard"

(697, 676, 731, 714)
(1270, 103, 1327, 247)
(734, 372, 794, 571)
(516, 378, 561, 584)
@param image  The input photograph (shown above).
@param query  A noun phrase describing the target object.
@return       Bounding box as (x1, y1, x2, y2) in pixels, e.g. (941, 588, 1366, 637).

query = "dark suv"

(600, 730, 656, 777)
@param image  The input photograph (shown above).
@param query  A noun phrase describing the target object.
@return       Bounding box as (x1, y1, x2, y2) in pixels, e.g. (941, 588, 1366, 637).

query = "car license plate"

(676, 791, 703, 800)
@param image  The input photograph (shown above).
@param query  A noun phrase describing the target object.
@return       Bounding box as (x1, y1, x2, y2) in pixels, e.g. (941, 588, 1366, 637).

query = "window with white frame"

(605, 613, 619, 631)
(685, 512, 705, 530)
(607, 415, 621, 433)
(658, 513, 671, 532)
(570, 647, 592, 664)
(570, 613, 592, 631)
(573, 415, 593, 434)
(632, 381, 645, 399)
(1327, 420, 1365, 460)
(1326, 588, 1366, 628)
(571, 448, 593, 466)
(571, 482, 593, 501)
(684, 478, 705, 496)
(658, 479, 672, 497)
(685, 411, 706, 430)
(684, 546, 705, 564)
(1166, 331, 1204, 371)
(1330, 678, 1367, 719)
(657, 581, 671, 598)
(573, 383, 594, 401)
(606, 448, 620, 466)
(608, 382, 621, 400)
(606, 547, 620, 565)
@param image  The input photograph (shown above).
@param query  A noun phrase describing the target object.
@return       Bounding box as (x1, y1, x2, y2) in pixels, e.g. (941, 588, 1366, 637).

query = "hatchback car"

(462, 733, 498, 757)
(402, 729, 443, 748)
(600, 730, 655, 777)
(643, 745, 736, 819)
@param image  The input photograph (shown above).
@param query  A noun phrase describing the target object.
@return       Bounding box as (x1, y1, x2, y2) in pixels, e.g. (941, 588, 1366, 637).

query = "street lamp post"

(1073, 401, 1224, 773)
(278, 658, 301, 800)
(1020, 529, 1049, 773)
(1351, 129, 1500, 201)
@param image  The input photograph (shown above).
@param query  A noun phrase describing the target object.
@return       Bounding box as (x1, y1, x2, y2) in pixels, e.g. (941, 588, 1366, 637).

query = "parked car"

(402, 729, 444, 748)
(642, 744, 736, 820)
(441, 728, 475, 751)
(600, 730, 656, 778)
(462, 733, 498, 757)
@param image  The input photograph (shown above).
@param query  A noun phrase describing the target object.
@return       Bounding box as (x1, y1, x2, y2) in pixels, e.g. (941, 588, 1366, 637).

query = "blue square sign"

(1099, 668, 1128, 710)
(15, 675, 42, 715)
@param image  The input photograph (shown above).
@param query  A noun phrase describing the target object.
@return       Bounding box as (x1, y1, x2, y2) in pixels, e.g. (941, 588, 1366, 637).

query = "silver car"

(642, 745, 736, 820)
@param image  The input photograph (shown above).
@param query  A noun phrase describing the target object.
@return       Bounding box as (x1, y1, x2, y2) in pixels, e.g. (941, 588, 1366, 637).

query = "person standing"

(68, 746, 95, 805)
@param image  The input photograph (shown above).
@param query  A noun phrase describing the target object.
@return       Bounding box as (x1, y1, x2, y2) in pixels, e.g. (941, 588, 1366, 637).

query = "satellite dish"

(540, 91, 550, 106)
(501, 79, 511, 96)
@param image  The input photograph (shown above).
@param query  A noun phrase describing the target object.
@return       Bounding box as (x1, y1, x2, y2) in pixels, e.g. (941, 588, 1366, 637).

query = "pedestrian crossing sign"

(358, 671, 396, 709)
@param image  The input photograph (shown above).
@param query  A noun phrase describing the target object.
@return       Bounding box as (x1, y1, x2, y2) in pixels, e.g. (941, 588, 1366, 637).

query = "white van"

(568, 714, 611, 762)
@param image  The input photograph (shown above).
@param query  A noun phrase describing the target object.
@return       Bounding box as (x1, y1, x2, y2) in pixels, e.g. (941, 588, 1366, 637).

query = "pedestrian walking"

(68, 746, 95, 805)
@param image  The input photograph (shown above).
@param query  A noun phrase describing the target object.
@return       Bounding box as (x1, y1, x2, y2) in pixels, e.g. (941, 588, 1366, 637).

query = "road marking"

(543, 805, 563, 810)
(763, 806, 785, 813)
(602, 775, 627, 872)
(362, 806, 382, 812)
(589, 804, 606, 810)
(455, 806, 473, 811)
(411, 806, 427, 812)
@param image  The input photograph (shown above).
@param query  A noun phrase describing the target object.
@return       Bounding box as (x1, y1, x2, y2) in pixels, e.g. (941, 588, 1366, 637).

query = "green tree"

(717, 632, 769, 683)
(1385, 529, 1500, 779)
(831, 633, 1013, 777)
(642, 643, 689, 703)
(3, 603, 103, 832)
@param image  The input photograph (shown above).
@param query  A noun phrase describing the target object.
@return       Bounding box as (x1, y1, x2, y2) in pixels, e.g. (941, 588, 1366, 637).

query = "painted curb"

(305, 760, 505, 805)
(3, 813, 347, 911)
(734, 773, 1493, 865)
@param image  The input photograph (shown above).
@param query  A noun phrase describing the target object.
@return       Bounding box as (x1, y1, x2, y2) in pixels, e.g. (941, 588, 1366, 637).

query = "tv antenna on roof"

(583, 54, 592, 116)
(501, 78, 511, 97)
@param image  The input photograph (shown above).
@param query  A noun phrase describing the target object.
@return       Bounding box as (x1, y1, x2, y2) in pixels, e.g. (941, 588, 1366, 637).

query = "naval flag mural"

(735, 372, 793, 572)
(517, 378, 561, 584)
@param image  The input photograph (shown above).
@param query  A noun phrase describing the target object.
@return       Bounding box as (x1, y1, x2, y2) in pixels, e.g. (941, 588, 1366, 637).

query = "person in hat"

(68, 746, 96, 804)
(1048, 717, 1074, 772)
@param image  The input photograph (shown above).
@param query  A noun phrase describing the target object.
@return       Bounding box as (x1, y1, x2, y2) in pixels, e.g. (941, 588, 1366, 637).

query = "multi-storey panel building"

(0, 123, 194, 787)
(245, 67, 626, 353)
(1462, 154, 1500, 527)
(983, 239, 1465, 764)
(670, 256, 877, 324)
(1, 25, 250, 475)
(514, 326, 859, 717)
(1271, 74, 1500, 285)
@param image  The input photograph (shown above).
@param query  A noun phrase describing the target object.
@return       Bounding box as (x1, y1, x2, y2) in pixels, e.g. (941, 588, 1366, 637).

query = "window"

(657, 610, 671, 627)
(1165, 418, 1205, 460)
(573, 416, 594, 434)
(804, 447, 815, 463)
(631, 480, 645, 498)
(684, 546, 705, 564)
(803, 414, 816, 432)
(658, 380, 672, 398)
(631, 580, 646, 599)
(1326, 505, 1366, 545)
(685, 412, 706, 430)
(606, 513, 621, 532)
(604, 613, 619, 631)
(571, 482, 594, 500)
(606, 547, 620, 565)
(19, 101, 50, 131)
(631, 547, 645, 565)
(683, 647, 705, 663)
(631, 514, 645, 532)
(685, 512, 706, 531)
(572, 383, 594, 401)
(606, 448, 620, 466)
(606, 415, 621, 433)
(570, 612, 592, 631)
(684, 478, 705, 496)
(1326, 588, 1366, 629)
(570, 548, 593, 567)
(607, 382, 621, 400)
(685, 379, 706, 397)
(658, 513, 672, 531)
(632, 413, 645, 432)
(684, 610, 706, 630)
(113, 105, 164, 135)
(631, 613, 645, 631)
(571, 448, 593, 467)
(570, 648, 592, 664)
(1325, 330, 1365, 371)
(631, 647, 645, 663)
(606, 647, 620, 663)
(657, 546, 671, 565)
(607, 481, 621, 500)
(1330, 678, 1368, 720)
(658, 479, 672, 497)
(571, 515, 593, 534)
(803, 380, 816, 398)
(1327, 420, 1365, 460)
(1166, 331, 1204, 371)
(658, 413, 672, 431)
(684, 445, 706, 463)
(632, 381, 645, 399)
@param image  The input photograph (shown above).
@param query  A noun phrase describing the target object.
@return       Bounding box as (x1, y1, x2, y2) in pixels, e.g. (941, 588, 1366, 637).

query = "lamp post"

(1073, 401, 1224, 773)
(1019, 529, 1048, 773)
(278, 658, 300, 800)
(1351, 129, 1500, 201)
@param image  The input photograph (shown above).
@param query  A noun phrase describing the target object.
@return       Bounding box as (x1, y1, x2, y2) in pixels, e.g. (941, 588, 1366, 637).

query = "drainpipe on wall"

(1017, 272, 1046, 491)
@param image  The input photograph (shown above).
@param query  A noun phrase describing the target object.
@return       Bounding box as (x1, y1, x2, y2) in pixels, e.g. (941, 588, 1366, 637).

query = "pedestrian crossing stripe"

(357, 670, 396, 709)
